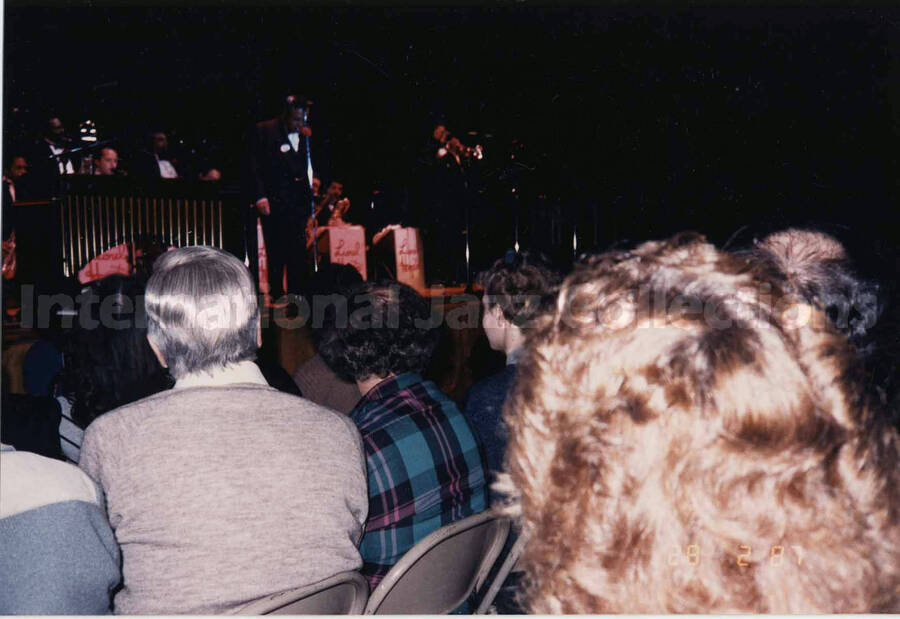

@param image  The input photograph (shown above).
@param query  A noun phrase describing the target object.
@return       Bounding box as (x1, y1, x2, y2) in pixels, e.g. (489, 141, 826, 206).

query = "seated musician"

(92, 148, 120, 176)
(326, 197, 351, 227)
(318, 181, 344, 218)
(2, 155, 28, 283)
(305, 180, 352, 249)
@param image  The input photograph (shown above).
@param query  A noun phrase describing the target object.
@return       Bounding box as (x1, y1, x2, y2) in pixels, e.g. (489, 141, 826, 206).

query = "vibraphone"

(59, 194, 230, 277)
(12, 178, 247, 288)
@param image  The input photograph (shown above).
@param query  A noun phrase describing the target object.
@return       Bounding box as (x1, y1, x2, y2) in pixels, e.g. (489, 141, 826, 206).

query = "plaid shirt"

(351, 372, 487, 589)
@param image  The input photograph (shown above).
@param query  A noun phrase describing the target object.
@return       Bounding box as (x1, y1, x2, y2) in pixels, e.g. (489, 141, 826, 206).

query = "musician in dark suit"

(131, 131, 180, 183)
(26, 117, 75, 199)
(248, 96, 314, 301)
(2, 155, 27, 283)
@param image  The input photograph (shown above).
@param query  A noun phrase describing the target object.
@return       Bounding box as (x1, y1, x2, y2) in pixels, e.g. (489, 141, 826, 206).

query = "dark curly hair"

(477, 250, 561, 327)
(317, 280, 438, 382)
(745, 229, 882, 351)
(743, 228, 899, 429)
(59, 274, 173, 428)
(306, 262, 364, 344)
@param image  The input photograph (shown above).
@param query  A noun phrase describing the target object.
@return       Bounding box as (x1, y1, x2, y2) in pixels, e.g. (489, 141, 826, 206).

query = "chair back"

(364, 510, 510, 615)
(233, 570, 368, 615)
(474, 529, 528, 614)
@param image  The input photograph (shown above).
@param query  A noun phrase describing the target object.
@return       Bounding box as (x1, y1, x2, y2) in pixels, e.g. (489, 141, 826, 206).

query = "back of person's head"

(499, 232, 900, 613)
(746, 227, 898, 425)
(748, 228, 900, 429)
(145, 246, 258, 379)
(307, 263, 364, 301)
(317, 280, 437, 382)
(60, 274, 173, 428)
(748, 228, 881, 351)
(307, 263, 364, 343)
(478, 249, 561, 327)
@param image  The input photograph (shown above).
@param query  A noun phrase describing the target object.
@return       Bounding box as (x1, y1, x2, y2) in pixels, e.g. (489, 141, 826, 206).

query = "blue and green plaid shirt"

(351, 372, 488, 588)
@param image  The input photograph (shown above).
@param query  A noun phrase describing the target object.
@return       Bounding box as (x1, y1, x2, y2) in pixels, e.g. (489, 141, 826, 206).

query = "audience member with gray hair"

(79, 246, 369, 614)
(144, 246, 261, 378)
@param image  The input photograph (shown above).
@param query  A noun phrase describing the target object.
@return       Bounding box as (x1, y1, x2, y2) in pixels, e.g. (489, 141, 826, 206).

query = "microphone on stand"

(300, 104, 312, 138)
(299, 98, 320, 272)
(301, 105, 312, 137)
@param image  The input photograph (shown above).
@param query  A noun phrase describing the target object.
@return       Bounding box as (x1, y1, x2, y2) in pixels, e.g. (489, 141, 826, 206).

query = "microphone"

(301, 100, 312, 136)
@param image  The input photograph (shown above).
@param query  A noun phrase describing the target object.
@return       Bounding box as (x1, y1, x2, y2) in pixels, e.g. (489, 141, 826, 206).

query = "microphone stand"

(514, 188, 520, 254)
(449, 152, 473, 292)
(303, 109, 319, 274)
(464, 175, 471, 292)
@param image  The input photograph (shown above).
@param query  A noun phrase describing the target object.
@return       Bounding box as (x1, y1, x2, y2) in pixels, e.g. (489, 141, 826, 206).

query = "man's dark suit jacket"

(25, 141, 73, 199)
(248, 118, 312, 220)
(2, 180, 16, 239)
(130, 151, 181, 185)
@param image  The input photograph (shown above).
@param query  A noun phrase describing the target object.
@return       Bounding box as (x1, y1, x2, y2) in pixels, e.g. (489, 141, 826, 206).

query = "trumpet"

(437, 136, 484, 161)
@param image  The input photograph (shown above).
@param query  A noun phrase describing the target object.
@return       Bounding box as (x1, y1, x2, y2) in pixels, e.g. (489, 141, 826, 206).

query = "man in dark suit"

(131, 131, 180, 183)
(2, 154, 28, 284)
(248, 96, 314, 302)
(26, 117, 75, 199)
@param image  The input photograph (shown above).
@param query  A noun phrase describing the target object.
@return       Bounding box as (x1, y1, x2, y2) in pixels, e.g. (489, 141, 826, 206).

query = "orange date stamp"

(667, 544, 805, 568)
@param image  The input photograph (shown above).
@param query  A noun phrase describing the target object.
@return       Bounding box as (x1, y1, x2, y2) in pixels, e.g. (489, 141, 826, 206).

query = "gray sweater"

(79, 382, 368, 615)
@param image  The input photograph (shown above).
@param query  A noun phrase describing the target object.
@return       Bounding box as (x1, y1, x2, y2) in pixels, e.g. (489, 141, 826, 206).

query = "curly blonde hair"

(497, 232, 900, 613)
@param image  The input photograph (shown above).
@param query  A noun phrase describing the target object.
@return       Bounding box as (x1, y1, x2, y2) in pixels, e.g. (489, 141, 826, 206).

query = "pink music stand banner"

(326, 225, 367, 281)
(393, 227, 425, 293)
(77, 243, 133, 284)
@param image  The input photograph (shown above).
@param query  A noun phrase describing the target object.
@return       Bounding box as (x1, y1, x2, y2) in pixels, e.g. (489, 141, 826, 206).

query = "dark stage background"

(4, 7, 899, 280)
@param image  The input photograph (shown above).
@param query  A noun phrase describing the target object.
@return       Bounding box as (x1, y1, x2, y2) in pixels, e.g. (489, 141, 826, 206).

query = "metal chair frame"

(232, 570, 369, 615)
(474, 529, 528, 614)
(364, 510, 510, 615)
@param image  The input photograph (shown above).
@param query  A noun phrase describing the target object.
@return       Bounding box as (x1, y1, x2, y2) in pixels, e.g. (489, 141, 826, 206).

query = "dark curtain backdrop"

(4, 7, 899, 276)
